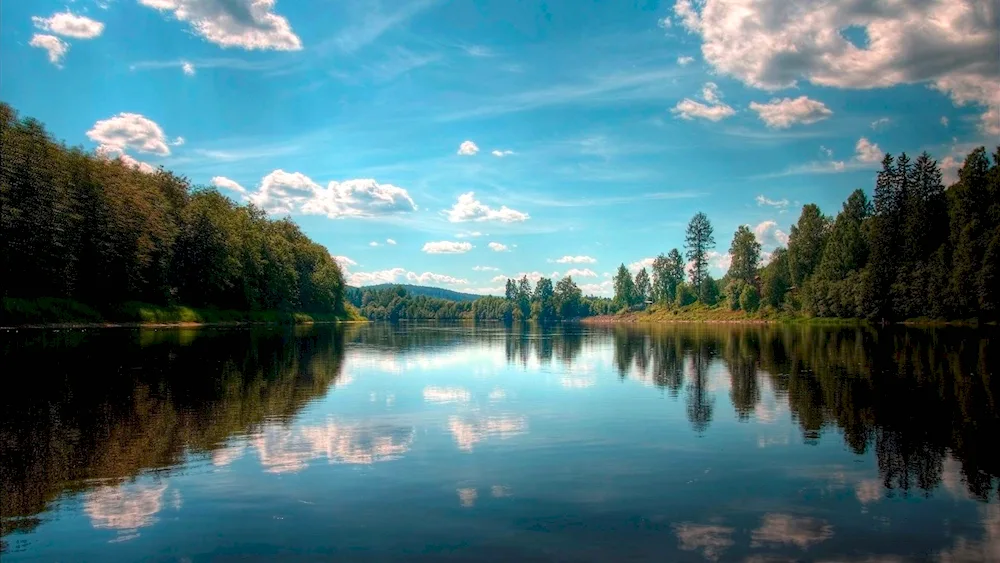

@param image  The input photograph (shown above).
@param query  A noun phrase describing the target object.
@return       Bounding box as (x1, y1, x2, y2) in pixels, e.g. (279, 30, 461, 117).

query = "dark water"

(1, 323, 997, 562)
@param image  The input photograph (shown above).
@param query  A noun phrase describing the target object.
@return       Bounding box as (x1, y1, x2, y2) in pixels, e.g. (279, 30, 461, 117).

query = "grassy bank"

(580, 303, 985, 326)
(1, 297, 364, 327)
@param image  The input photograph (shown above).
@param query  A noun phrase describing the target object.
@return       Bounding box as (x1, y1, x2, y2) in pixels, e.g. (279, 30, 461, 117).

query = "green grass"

(2, 297, 363, 327)
(584, 302, 866, 324)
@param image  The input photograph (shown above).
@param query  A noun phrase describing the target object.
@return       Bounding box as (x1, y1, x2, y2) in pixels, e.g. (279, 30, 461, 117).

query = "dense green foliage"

(358, 284, 481, 302)
(613, 147, 1000, 322)
(0, 103, 347, 321)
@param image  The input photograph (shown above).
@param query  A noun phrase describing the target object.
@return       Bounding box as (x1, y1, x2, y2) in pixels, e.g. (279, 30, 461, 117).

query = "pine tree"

(685, 212, 715, 299)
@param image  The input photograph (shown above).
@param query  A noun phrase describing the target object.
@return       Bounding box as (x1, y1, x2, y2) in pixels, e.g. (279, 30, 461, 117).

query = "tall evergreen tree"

(727, 225, 761, 285)
(685, 212, 715, 299)
(634, 267, 651, 304)
(787, 204, 829, 288)
(613, 264, 637, 308)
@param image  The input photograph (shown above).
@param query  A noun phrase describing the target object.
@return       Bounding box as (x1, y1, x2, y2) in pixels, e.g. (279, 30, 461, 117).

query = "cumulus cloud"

(332, 255, 356, 270)
(457, 140, 479, 155)
(855, 137, 883, 163)
(677, 55, 695, 66)
(673, 0, 1000, 134)
(579, 280, 613, 296)
(87, 113, 172, 156)
(139, 0, 302, 51)
(33, 11, 105, 38)
(490, 275, 507, 283)
(30, 34, 69, 66)
(554, 255, 596, 264)
(628, 257, 656, 272)
(672, 82, 735, 121)
(369, 241, 380, 247)
(346, 268, 468, 286)
(488, 242, 509, 252)
(182, 61, 195, 75)
(749, 96, 832, 128)
(754, 220, 789, 247)
(212, 176, 246, 193)
(446, 192, 529, 223)
(422, 241, 473, 254)
(248, 170, 417, 218)
(756, 195, 789, 209)
(565, 268, 598, 278)
(95, 144, 157, 174)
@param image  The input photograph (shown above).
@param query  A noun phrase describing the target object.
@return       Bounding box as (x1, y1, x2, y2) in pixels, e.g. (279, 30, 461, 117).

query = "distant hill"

(348, 284, 483, 302)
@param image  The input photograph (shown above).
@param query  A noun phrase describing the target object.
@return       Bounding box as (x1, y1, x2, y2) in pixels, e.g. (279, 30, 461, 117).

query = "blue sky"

(3, 0, 997, 295)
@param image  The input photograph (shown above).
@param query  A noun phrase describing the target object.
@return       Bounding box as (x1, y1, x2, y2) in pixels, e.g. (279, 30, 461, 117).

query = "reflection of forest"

(0, 325, 350, 541)
(2, 323, 997, 548)
(606, 324, 1000, 501)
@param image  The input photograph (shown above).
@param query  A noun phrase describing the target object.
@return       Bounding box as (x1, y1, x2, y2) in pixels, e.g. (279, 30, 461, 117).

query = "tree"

(739, 284, 760, 313)
(651, 249, 684, 304)
(634, 268, 651, 304)
(685, 212, 715, 299)
(613, 264, 637, 308)
(760, 247, 790, 309)
(516, 275, 532, 320)
(675, 282, 697, 307)
(787, 204, 829, 288)
(727, 225, 761, 285)
(554, 276, 583, 319)
(533, 277, 556, 321)
(505, 278, 517, 300)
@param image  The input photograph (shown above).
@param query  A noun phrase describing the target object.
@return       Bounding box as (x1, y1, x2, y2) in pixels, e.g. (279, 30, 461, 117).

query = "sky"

(2, 0, 997, 296)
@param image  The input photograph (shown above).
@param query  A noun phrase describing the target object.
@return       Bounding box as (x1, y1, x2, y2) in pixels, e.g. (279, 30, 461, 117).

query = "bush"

(675, 283, 697, 307)
(739, 284, 760, 313)
(726, 280, 746, 310)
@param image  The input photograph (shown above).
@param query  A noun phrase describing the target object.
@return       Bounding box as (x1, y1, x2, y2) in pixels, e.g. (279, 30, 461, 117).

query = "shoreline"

(1, 319, 369, 330)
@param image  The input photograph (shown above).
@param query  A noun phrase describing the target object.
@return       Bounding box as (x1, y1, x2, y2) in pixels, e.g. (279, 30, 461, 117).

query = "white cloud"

(756, 194, 789, 208)
(871, 117, 890, 130)
(658, 16, 672, 29)
(346, 268, 467, 286)
(87, 113, 172, 156)
(118, 153, 157, 174)
(182, 61, 195, 76)
(554, 255, 596, 264)
(30, 34, 69, 66)
(941, 115, 949, 127)
(138, 0, 302, 51)
(513, 272, 548, 283)
(249, 170, 417, 218)
(211, 176, 247, 193)
(672, 82, 735, 121)
(855, 137, 883, 163)
(565, 268, 598, 278)
(386, 238, 396, 245)
(407, 272, 468, 285)
(579, 280, 613, 297)
(457, 140, 479, 155)
(820, 146, 833, 158)
(172, 136, 185, 146)
(677, 55, 695, 66)
(749, 96, 832, 128)
(422, 241, 473, 254)
(455, 231, 482, 238)
(446, 192, 529, 223)
(628, 257, 656, 272)
(459, 286, 505, 296)
(332, 255, 357, 270)
(488, 242, 509, 252)
(490, 149, 514, 157)
(754, 220, 789, 247)
(369, 241, 380, 247)
(32, 11, 105, 39)
(490, 275, 507, 283)
(473, 266, 498, 272)
(674, 0, 1000, 135)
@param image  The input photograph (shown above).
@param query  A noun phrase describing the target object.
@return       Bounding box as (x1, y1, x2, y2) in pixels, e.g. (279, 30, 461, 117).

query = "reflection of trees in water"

(0, 326, 348, 540)
(602, 323, 999, 501)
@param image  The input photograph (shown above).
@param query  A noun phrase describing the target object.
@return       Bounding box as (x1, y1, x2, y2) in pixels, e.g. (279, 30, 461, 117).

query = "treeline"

(0, 103, 347, 318)
(348, 279, 616, 321)
(611, 146, 1000, 321)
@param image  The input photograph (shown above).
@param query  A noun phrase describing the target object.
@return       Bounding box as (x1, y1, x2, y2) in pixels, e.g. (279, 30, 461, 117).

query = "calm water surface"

(1, 323, 997, 562)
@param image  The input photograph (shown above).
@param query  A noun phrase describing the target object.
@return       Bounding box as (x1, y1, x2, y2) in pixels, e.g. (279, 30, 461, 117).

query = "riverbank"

(1, 297, 364, 329)
(579, 303, 987, 326)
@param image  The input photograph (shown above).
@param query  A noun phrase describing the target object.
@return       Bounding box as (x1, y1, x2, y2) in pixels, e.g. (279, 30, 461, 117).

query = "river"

(1, 323, 997, 561)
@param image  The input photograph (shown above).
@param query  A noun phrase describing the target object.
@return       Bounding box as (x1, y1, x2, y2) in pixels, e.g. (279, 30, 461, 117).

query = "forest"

(610, 147, 1000, 322)
(0, 103, 348, 323)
